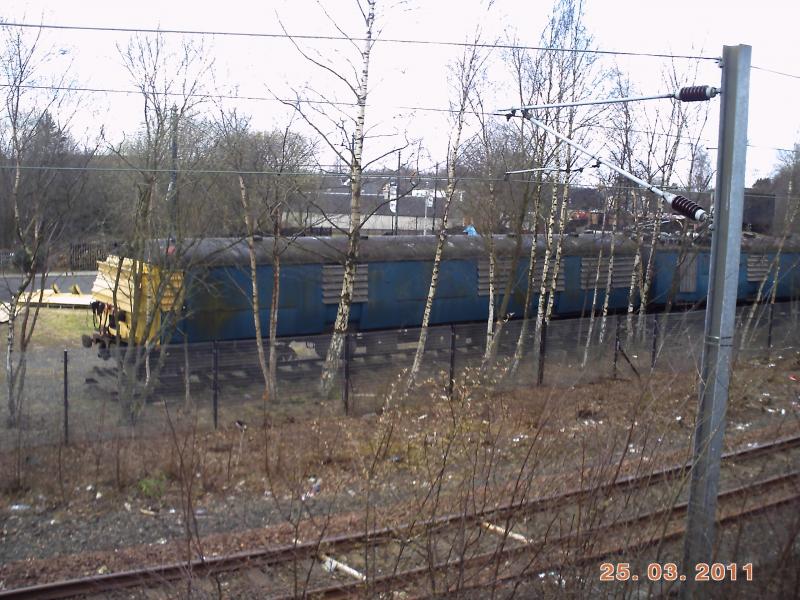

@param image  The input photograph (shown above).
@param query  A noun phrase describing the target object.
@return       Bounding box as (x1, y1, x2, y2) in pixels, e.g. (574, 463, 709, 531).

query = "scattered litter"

(168, 508, 176, 514)
(86, 485, 94, 492)
(767, 363, 776, 368)
(9, 504, 30, 512)
(124, 502, 132, 512)
(139, 508, 157, 516)
(95, 492, 103, 500)
(761, 392, 771, 398)
(97, 566, 109, 575)
(156, 538, 167, 545)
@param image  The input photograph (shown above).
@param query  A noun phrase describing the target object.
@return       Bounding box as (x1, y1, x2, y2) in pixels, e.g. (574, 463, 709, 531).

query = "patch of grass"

(137, 472, 167, 500)
(19, 308, 93, 349)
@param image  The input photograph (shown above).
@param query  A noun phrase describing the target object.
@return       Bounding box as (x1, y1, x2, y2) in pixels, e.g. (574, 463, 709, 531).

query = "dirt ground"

(1, 342, 798, 591)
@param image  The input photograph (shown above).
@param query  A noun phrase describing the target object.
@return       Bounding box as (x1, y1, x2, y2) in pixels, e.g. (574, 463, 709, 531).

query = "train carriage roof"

(164, 234, 642, 267)
(142, 233, 800, 268)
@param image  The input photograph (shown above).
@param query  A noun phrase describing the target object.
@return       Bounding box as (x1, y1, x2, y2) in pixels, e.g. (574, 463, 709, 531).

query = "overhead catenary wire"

(1, 21, 719, 61)
(0, 81, 724, 148)
(751, 65, 800, 80)
(0, 162, 739, 198)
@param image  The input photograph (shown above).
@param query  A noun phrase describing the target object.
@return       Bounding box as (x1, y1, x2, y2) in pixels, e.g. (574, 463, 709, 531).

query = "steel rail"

(289, 470, 800, 599)
(422, 482, 800, 598)
(1, 433, 798, 600)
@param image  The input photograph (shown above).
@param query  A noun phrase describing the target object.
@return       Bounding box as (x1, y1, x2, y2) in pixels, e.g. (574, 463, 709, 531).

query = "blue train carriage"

(740, 234, 800, 301)
(632, 233, 800, 310)
(82, 234, 646, 351)
(175, 234, 617, 346)
(84, 233, 800, 353)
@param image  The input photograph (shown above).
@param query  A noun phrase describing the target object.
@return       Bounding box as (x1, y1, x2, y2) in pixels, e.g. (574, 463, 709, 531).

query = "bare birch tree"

(104, 32, 212, 420)
(276, 0, 381, 396)
(214, 109, 317, 401)
(406, 38, 486, 392)
(1, 25, 88, 428)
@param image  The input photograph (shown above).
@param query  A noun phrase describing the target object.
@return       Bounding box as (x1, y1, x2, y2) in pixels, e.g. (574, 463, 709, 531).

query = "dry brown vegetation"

(1, 343, 799, 597)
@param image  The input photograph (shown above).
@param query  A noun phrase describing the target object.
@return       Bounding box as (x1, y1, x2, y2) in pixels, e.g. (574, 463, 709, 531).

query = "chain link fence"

(2, 301, 799, 450)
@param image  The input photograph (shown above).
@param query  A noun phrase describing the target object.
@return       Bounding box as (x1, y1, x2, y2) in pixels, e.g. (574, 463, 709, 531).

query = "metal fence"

(2, 301, 799, 449)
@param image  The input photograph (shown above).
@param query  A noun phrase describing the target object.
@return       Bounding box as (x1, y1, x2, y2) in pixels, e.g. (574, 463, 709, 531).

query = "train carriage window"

(322, 264, 369, 304)
(580, 256, 636, 289)
(478, 258, 564, 296)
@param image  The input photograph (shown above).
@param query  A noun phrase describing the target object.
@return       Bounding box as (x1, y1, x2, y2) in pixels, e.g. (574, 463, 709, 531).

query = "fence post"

(343, 333, 351, 416)
(63, 349, 69, 446)
(536, 319, 548, 386)
(448, 324, 456, 400)
(767, 301, 775, 353)
(651, 315, 659, 369)
(613, 317, 621, 380)
(212, 341, 219, 430)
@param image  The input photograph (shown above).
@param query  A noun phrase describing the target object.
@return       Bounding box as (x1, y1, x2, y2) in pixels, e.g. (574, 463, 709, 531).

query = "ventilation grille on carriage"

(478, 258, 565, 296)
(580, 255, 637, 289)
(678, 253, 698, 293)
(322, 264, 369, 304)
(746, 254, 771, 283)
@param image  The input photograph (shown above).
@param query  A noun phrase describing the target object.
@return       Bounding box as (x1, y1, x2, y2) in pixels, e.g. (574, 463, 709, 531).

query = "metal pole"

(681, 45, 750, 596)
(651, 315, 659, 369)
(63, 349, 69, 446)
(448, 324, 456, 399)
(343, 333, 351, 415)
(212, 341, 219, 430)
(767, 301, 775, 353)
(613, 316, 620, 380)
(536, 318, 548, 386)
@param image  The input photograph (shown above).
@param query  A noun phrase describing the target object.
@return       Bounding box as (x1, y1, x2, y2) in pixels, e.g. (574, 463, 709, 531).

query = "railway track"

(2, 432, 798, 599)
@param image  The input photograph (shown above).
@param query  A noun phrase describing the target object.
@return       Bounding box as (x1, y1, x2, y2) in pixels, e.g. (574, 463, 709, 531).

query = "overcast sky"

(5, 0, 799, 185)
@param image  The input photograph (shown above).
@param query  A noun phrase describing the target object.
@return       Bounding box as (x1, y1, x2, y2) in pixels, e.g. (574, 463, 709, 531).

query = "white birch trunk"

(320, 2, 374, 396)
(405, 41, 481, 393)
(532, 149, 562, 359)
(406, 158, 459, 392)
(581, 198, 611, 367)
(636, 201, 663, 339)
(543, 152, 572, 327)
(268, 232, 280, 400)
(484, 233, 496, 361)
(625, 193, 643, 343)
(509, 177, 545, 375)
(598, 196, 619, 346)
(238, 175, 270, 397)
(740, 199, 798, 346)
